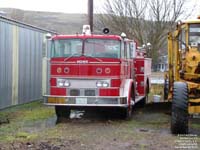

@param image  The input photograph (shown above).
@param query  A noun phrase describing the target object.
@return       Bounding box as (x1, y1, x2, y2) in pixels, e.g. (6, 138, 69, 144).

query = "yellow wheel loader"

(165, 17, 200, 134)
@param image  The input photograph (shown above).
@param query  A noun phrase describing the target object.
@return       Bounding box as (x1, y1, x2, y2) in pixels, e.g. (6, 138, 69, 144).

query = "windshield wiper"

(64, 53, 81, 61)
(83, 54, 103, 62)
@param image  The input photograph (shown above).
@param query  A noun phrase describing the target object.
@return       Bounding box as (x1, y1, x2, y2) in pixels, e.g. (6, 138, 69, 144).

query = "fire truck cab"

(44, 27, 151, 119)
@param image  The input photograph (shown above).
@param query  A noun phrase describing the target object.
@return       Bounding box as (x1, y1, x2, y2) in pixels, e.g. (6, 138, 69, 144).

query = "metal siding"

(0, 17, 52, 109)
(35, 33, 40, 98)
(37, 33, 43, 97)
(0, 21, 13, 109)
(18, 28, 43, 104)
(30, 32, 37, 99)
(18, 28, 24, 103)
(47, 40, 51, 95)
(12, 25, 19, 105)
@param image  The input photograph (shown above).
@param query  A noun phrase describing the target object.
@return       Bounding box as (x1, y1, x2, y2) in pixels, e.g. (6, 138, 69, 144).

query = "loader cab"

(177, 20, 200, 75)
(188, 23, 200, 51)
(178, 21, 200, 51)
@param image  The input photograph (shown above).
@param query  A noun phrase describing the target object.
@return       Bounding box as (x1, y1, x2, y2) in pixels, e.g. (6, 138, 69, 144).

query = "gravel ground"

(0, 102, 199, 150)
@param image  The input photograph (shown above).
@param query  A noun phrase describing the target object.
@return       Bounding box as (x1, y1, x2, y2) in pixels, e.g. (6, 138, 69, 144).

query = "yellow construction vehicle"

(165, 17, 200, 134)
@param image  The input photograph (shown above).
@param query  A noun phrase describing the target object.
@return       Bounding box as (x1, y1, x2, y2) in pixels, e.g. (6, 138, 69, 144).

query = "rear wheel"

(171, 82, 189, 134)
(55, 106, 71, 119)
(139, 85, 149, 107)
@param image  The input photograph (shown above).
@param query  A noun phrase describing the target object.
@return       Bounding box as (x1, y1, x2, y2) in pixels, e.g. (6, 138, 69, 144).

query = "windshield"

(51, 39, 83, 57)
(84, 39, 120, 58)
(189, 24, 200, 45)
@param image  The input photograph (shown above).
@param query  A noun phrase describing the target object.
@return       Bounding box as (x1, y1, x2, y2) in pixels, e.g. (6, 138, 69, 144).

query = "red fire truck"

(44, 26, 151, 119)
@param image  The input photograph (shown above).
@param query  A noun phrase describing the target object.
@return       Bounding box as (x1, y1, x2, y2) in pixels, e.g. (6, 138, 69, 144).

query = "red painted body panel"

(50, 78, 57, 86)
(135, 75, 145, 95)
(51, 63, 121, 77)
(134, 57, 151, 96)
(50, 87, 66, 96)
(134, 58, 144, 74)
(111, 79, 121, 87)
(99, 88, 119, 96)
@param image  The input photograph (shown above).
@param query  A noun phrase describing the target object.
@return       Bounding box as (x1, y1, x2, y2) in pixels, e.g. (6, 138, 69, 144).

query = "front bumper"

(43, 95, 128, 107)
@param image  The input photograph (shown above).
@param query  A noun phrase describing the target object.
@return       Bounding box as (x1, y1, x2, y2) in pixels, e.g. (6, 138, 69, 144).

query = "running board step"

(131, 96, 145, 105)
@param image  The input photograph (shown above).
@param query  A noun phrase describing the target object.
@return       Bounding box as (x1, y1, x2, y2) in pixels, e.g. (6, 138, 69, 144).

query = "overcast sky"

(0, 0, 199, 17)
(0, 0, 104, 13)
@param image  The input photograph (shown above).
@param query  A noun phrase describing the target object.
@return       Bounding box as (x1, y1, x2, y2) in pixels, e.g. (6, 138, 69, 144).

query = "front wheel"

(55, 106, 71, 119)
(171, 82, 189, 134)
(119, 107, 132, 120)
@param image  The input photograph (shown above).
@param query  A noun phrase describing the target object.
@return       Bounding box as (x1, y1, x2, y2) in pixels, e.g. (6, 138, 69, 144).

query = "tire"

(119, 84, 134, 120)
(164, 78, 169, 100)
(55, 106, 71, 118)
(119, 107, 132, 120)
(171, 82, 189, 134)
(138, 85, 149, 107)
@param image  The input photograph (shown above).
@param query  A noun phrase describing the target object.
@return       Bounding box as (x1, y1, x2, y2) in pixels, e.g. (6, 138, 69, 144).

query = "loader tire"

(55, 106, 70, 118)
(171, 82, 189, 134)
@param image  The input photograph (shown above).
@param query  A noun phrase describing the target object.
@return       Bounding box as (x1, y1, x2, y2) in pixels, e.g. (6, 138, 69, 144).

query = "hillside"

(0, 8, 89, 34)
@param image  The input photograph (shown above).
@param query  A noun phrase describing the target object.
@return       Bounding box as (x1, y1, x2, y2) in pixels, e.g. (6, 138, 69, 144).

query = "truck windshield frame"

(51, 38, 121, 59)
(189, 24, 200, 45)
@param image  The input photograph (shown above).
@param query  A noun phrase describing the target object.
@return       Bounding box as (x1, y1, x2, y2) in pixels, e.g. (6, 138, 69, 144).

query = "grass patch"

(0, 100, 55, 142)
(190, 119, 200, 130)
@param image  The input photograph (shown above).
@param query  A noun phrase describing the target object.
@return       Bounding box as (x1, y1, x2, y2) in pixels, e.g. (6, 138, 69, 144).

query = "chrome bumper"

(43, 95, 128, 107)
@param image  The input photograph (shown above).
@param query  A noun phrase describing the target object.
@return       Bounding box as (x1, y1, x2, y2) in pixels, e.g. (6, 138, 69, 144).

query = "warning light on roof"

(82, 25, 91, 35)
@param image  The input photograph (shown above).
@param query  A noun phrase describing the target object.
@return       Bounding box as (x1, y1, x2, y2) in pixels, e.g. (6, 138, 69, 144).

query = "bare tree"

(96, 0, 148, 42)
(146, 0, 186, 66)
(96, 0, 193, 67)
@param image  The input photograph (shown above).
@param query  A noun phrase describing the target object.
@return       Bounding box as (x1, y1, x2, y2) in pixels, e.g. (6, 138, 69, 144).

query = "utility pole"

(88, 0, 93, 32)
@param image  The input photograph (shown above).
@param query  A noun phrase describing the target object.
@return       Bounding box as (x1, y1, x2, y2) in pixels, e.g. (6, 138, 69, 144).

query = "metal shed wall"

(0, 16, 53, 109)
(0, 21, 13, 108)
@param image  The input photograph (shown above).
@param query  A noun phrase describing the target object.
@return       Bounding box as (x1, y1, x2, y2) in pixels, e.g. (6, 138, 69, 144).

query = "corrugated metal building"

(0, 15, 54, 109)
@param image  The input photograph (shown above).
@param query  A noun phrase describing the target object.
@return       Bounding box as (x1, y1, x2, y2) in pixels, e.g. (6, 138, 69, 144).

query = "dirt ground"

(0, 101, 199, 150)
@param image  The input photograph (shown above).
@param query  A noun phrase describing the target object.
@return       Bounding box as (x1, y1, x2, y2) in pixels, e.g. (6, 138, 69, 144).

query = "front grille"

(70, 89, 80, 96)
(85, 90, 95, 96)
(69, 89, 97, 96)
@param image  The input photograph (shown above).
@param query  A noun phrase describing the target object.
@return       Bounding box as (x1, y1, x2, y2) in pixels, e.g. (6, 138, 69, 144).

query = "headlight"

(102, 82, 109, 87)
(96, 81, 103, 87)
(64, 80, 70, 87)
(57, 79, 64, 87)
(57, 79, 70, 87)
(96, 81, 109, 88)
